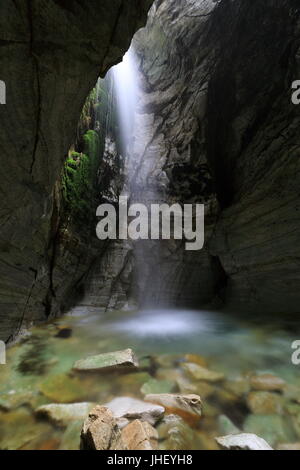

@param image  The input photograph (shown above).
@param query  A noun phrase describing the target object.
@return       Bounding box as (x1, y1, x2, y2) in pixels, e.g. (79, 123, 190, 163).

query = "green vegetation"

(61, 77, 121, 231)
(62, 130, 100, 227)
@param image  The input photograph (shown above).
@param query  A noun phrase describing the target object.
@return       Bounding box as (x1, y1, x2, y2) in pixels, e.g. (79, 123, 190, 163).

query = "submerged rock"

(250, 374, 286, 392)
(0, 407, 53, 450)
(218, 415, 240, 435)
(283, 384, 300, 403)
(156, 368, 183, 382)
(145, 393, 202, 423)
(39, 374, 88, 403)
(116, 372, 152, 394)
(141, 378, 175, 395)
(73, 349, 139, 372)
(225, 377, 250, 398)
(105, 397, 164, 426)
(80, 406, 123, 450)
(183, 363, 224, 383)
(36, 402, 94, 427)
(120, 419, 158, 450)
(247, 391, 283, 415)
(59, 421, 82, 450)
(184, 354, 208, 367)
(0, 388, 47, 411)
(158, 414, 203, 451)
(176, 377, 215, 398)
(215, 433, 273, 450)
(154, 354, 181, 368)
(243, 414, 295, 447)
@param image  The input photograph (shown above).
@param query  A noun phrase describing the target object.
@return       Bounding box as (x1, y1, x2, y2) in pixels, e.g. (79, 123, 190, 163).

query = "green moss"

(60, 77, 121, 231)
(62, 145, 97, 227)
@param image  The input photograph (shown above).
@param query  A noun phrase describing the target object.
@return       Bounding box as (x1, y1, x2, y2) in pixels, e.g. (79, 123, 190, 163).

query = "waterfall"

(111, 46, 163, 308)
(111, 49, 138, 158)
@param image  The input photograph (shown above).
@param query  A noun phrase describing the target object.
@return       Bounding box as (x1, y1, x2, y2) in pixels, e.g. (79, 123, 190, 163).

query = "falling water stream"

(1, 50, 300, 451)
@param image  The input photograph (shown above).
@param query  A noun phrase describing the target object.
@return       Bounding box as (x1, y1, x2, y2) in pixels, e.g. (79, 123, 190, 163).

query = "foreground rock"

(73, 349, 139, 372)
(215, 433, 273, 451)
(80, 406, 123, 450)
(80, 406, 158, 450)
(145, 393, 202, 424)
(158, 414, 203, 451)
(183, 363, 224, 383)
(105, 397, 165, 426)
(36, 403, 94, 427)
(121, 419, 158, 450)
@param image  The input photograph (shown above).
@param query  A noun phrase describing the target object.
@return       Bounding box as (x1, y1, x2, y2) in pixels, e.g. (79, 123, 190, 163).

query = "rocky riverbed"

(0, 308, 300, 450)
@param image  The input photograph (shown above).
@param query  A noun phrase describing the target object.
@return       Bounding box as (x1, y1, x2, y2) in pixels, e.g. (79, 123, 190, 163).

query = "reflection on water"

(0, 308, 300, 450)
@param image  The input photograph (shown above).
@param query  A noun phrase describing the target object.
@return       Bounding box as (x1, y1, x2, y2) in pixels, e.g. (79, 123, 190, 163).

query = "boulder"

(145, 393, 202, 423)
(215, 433, 273, 450)
(80, 407, 158, 451)
(105, 397, 164, 426)
(36, 402, 94, 427)
(120, 419, 158, 450)
(80, 406, 123, 450)
(73, 349, 138, 372)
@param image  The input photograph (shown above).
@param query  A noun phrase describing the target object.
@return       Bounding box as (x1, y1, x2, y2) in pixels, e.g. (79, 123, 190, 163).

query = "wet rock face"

(0, 0, 153, 341)
(208, 0, 300, 313)
(98, 0, 300, 312)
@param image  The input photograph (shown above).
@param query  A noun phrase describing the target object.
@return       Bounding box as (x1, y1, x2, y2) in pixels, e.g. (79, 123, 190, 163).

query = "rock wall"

(208, 0, 300, 313)
(0, 0, 153, 341)
(83, 0, 300, 314)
